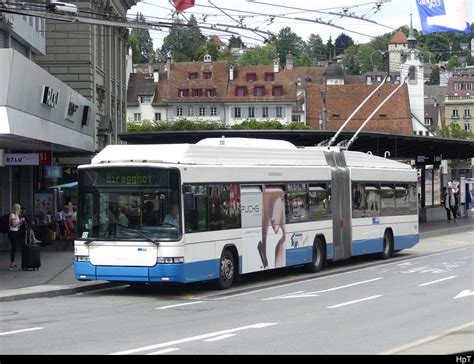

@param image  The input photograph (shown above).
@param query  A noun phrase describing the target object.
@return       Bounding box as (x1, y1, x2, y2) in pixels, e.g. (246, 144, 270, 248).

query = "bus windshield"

(77, 167, 181, 241)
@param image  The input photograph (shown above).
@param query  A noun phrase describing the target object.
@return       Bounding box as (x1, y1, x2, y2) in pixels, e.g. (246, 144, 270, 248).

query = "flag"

(173, 0, 195, 14)
(416, 0, 471, 34)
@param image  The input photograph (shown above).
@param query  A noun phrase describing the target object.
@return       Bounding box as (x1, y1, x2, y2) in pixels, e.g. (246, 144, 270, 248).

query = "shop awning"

(48, 182, 78, 189)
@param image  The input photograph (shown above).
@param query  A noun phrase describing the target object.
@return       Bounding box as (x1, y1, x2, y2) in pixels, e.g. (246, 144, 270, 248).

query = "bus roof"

(89, 138, 412, 171)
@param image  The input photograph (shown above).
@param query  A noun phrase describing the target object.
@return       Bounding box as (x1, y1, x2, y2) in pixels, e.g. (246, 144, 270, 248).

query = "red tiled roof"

(306, 84, 413, 135)
(447, 76, 474, 96)
(389, 31, 407, 44)
(127, 73, 156, 106)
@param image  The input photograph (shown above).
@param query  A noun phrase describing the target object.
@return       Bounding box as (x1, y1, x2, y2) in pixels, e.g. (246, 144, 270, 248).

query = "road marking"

(109, 323, 277, 355)
(0, 327, 43, 336)
(328, 295, 383, 309)
(418, 275, 457, 287)
(146, 348, 180, 355)
(204, 334, 236, 342)
(262, 277, 383, 301)
(156, 301, 204, 310)
(429, 237, 473, 244)
(454, 289, 474, 299)
(195, 246, 472, 302)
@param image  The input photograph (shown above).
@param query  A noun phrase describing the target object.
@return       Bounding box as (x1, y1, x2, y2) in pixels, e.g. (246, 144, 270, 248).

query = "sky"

(127, 0, 474, 51)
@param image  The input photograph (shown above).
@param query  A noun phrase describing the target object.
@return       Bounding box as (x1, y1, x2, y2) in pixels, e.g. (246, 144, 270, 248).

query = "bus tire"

(380, 230, 393, 260)
(305, 238, 324, 273)
(216, 248, 235, 290)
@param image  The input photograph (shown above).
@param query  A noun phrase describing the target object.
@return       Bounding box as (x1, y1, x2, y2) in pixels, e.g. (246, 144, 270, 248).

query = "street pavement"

(0, 215, 472, 355)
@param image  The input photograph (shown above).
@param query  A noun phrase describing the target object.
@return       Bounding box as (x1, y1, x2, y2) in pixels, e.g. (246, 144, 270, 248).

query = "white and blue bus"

(74, 138, 418, 289)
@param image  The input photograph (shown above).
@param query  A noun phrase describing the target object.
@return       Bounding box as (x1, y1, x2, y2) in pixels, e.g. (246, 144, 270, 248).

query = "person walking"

(7, 203, 25, 270)
(443, 187, 458, 221)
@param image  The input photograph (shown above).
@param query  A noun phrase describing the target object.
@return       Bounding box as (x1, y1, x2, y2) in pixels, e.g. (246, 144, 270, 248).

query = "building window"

(465, 123, 471, 132)
(179, 89, 189, 97)
(464, 108, 471, 118)
(292, 115, 301, 122)
(139, 96, 152, 104)
(424, 118, 432, 126)
(206, 88, 217, 97)
(366, 76, 372, 84)
(395, 75, 401, 83)
(192, 88, 203, 97)
(276, 106, 283, 118)
(454, 82, 462, 90)
(265, 73, 274, 82)
(452, 109, 459, 118)
(210, 107, 217, 116)
(376, 75, 382, 82)
(188, 72, 198, 80)
(199, 107, 206, 116)
(272, 86, 283, 96)
(248, 107, 255, 118)
(235, 86, 248, 96)
(155, 112, 161, 121)
(188, 106, 194, 116)
(466, 83, 473, 90)
(133, 113, 141, 121)
(234, 107, 241, 118)
(176, 107, 183, 117)
(387, 75, 392, 82)
(408, 66, 417, 84)
(246, 73, 257, 82)
(254, 86, 266, 96)
(203, 71, 212, 79)
(262, 107, 269, 118)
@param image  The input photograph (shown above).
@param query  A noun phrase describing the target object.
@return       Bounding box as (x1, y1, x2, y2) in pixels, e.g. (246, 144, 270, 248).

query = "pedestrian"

(443, 187, 458, 221)
(7, 203, 25, 270)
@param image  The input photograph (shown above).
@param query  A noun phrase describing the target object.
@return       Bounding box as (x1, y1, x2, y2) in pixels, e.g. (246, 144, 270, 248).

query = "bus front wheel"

(305, 238, 324, 273)
(216, 248, 235, 290)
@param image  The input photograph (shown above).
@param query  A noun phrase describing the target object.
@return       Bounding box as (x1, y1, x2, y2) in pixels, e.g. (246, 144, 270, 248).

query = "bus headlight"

(76, 256, 90, 262)
(157, 257, 184, 264)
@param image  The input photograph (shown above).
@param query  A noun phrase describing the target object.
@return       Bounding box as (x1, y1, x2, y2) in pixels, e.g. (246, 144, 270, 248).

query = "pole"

(321, 73, 327, 130)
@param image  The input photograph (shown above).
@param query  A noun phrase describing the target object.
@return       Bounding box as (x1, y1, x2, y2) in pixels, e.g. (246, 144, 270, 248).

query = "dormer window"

(179, 89, 189, 97)
(366, 76, 372, 84)
(254, 86, 266, 96)
(246, 73, 257, 82)
(139, 96, 152, 104)
(206, 88, 217, 97)
(188, 72, 198, 80)
(265, 73, 275, 82)
(203, 71, 212, 80)
(272, 86, 283, 96)
(192, 88, 203, 97)
(235, 86, 248, 96)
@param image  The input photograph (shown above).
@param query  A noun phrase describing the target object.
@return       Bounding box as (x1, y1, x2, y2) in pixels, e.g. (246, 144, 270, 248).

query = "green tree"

(335, 33, 354, 56)
(159, 15, 205, 62)
(295, 52, 312, 66)
(130, 13, 156, 63)
(237, 44, 277, 66)
(438, 123, 473, 140)
(127, 34, 141, 64)
(343, 45, 361, 75)
(274, 27, 306, 66)
(306, 34, 327, 62)
(228, 35, 246, 49)
(446, 55, 462, 70)
(426, 67, 440, 85)
(326, 36, 335, 61)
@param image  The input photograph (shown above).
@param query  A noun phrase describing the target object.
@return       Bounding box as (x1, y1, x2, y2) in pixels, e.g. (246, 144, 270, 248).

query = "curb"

(0, 282, 125, 302)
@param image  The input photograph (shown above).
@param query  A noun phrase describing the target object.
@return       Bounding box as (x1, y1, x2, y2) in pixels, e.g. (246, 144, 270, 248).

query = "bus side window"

(184, 185, 209, 232)
(381, 184, 395, 216)
(352, 182, 366, 218)
(308, 183, 330, 221)
(364, 183, 380, 217)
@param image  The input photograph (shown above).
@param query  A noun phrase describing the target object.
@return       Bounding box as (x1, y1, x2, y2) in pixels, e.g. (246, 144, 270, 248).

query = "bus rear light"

(157, 257, 184, 264)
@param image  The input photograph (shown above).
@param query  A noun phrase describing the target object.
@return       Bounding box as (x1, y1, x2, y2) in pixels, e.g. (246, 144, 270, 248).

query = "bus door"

(326, 152, 352, 261)
(241, 186, 264, 273)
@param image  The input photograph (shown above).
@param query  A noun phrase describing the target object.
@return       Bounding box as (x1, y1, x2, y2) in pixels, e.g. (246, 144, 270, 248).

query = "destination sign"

(80, 167, 178, 187)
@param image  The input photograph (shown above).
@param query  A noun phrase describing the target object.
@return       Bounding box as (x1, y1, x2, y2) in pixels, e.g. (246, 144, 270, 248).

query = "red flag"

(173, 0, 195, 13)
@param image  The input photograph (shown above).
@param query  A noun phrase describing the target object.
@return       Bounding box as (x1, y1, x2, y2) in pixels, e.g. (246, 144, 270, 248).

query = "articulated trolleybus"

(75, 138, 419, 289)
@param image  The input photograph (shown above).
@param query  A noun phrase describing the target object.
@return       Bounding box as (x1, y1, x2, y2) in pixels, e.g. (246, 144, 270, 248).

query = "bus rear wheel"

(216, 248, 235, 290)
(380, 230, 393, 260)
(305, 238, 324, 273)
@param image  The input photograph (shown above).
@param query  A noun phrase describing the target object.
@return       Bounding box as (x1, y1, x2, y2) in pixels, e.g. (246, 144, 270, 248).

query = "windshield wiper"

(116, 225, 160, 246)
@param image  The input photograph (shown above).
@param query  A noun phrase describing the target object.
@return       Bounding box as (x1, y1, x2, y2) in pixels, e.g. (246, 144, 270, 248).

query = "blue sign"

(44, 166, 63, 179)
(416, 0, 471, 35)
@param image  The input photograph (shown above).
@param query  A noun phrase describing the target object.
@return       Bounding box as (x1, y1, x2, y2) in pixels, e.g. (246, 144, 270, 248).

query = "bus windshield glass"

(77, 167, 181, 241)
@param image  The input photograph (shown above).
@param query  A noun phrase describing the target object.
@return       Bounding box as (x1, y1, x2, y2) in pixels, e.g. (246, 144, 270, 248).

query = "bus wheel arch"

(380, 228, 394, 260)
(305, 235, 326, 273)
(216, 245, 239, 289)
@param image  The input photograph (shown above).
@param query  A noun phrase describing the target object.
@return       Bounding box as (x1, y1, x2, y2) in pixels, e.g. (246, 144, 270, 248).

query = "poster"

(433, 169, 441, 206)
(425, 169, 433, 207)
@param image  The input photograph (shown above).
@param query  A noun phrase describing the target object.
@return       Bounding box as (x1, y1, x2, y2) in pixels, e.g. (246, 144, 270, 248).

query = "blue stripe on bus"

(75, 234, 418, 282)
